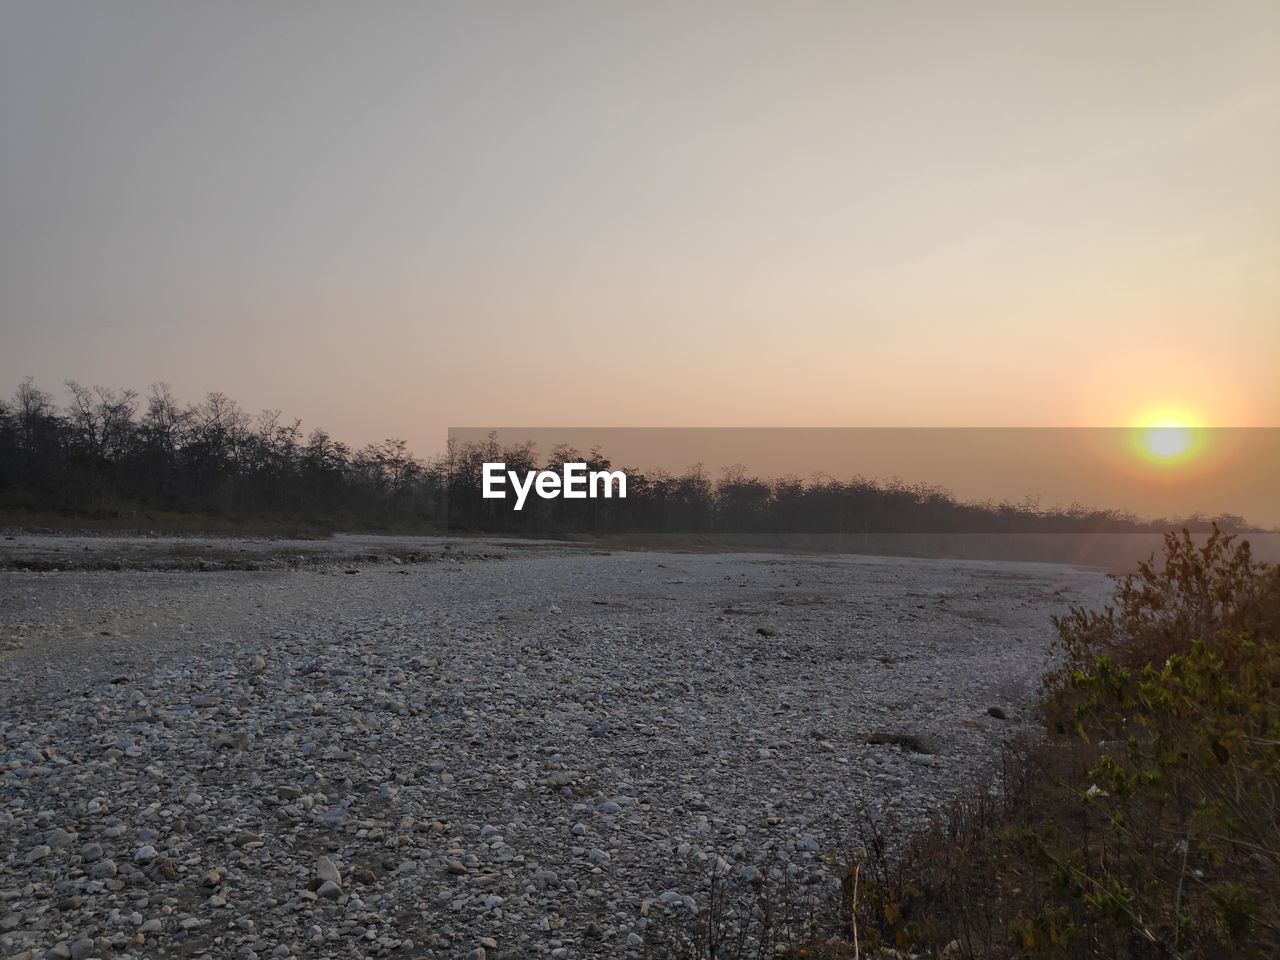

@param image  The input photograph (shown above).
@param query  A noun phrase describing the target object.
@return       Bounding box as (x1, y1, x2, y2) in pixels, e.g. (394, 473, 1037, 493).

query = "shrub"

(844, 527, 1280, 959)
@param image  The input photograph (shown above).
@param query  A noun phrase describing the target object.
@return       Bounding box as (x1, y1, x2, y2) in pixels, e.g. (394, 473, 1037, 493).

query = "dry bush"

(842, 527, 1280, 959)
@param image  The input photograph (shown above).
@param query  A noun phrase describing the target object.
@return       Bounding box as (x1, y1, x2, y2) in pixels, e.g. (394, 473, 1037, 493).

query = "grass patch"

(864, 731, 939, 756)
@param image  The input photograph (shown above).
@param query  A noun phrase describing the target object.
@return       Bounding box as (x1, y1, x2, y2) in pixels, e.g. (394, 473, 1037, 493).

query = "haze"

(3, 1, 1278, 458)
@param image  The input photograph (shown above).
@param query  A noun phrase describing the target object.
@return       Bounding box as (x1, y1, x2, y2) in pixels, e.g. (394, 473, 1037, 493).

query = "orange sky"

(2, 3, 1278, 459)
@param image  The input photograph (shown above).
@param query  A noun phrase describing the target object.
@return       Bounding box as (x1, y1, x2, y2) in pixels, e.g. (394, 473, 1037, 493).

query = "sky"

(2, 1, 1279, 462)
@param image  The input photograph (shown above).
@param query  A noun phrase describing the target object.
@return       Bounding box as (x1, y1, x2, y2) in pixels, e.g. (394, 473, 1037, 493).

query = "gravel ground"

(0, 536, 1111, 959)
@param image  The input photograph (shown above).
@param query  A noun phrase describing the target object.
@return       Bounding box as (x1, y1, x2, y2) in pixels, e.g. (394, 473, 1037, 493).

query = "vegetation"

(0, 379, 1258, 538)
(0, 378, 439, 530)
(841, 528, 1279, 958)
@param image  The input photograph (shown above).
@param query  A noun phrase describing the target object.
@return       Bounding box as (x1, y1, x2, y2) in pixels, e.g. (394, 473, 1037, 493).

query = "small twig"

(850, 863, 861, 960)
(1173, 834, 1190, 951)
(1206, 834, 1280, 858)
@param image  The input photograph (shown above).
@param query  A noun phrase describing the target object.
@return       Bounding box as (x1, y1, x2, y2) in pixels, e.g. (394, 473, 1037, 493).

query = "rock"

(317, 880, 342, 900)
(69, 939, 94, 960)
(90, 859, 117, 879)
(134, 845, 157, 862)
(987, 706, 1007, 720)
(25, 844, 50, 863)
(315, 855, 341, 886)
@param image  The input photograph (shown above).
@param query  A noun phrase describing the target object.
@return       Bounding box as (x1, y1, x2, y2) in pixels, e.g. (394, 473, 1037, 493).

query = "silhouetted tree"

(0, 379, 1263, 537)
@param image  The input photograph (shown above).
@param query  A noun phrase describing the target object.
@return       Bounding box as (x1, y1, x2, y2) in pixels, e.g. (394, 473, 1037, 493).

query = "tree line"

(0, 378, 1257, 535)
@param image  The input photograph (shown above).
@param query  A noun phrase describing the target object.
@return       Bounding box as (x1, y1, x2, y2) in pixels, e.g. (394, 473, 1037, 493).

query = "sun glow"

(1145, 426, 1193, 458)
(1132, 409, 1204, 468)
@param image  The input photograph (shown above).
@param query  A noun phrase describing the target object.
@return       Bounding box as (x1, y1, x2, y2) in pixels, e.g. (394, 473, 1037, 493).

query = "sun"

(1145, 425, 1193, 458)
(1131, 409, 1203, 467)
